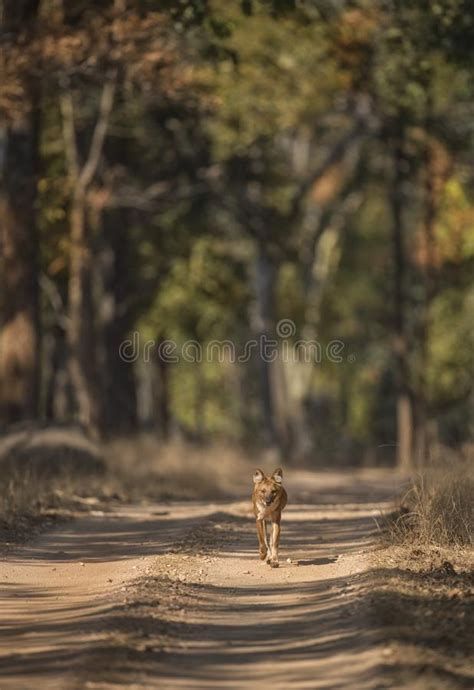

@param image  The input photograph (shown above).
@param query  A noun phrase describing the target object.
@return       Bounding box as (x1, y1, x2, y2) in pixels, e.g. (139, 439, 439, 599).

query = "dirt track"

(0, 470, 399, 689)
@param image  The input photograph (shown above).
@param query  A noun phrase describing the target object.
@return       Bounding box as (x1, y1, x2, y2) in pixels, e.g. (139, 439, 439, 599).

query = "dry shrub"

(0, 468, 66, 534)
(0, 428, 264, 537)
(0, 427, 276, 539)
(102, 436, 261, 501)
(391, 459, 474, 546)
(0, 468, 43, 524)
(0, 426, 105, 534)
(0, 427, 104, 477)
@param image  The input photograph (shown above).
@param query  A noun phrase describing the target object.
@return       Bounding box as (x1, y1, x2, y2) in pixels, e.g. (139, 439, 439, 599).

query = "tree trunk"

(43, 325, 63, 421)
(153, 339, 170, 441)
(0, 2, 41, 425)
(254, 244, 280, 449)
(61, 77, 116, 437)
(390, 139, 413, 470)
(67, 192, 103, 435)
(100, 212, 138, 435)
(414, 141, 441, 466)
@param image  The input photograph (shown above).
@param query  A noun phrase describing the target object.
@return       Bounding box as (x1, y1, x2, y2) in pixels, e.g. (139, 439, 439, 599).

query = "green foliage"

(140, 236, 250, 342)
(5, 0, 472, 457)
(428, 288, 474, 405)
(207, 7, 335, 153)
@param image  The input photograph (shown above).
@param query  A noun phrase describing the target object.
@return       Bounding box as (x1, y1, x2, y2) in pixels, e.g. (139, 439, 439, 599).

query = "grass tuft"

(390, 461, 473, 546)
(0, 430, 260, 540)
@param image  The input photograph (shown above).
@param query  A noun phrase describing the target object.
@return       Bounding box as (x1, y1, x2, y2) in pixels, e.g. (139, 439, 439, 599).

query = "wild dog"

(252, 468, 287, 568)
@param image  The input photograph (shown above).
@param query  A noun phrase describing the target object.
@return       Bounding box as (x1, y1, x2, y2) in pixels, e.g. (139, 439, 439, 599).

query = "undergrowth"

(389, 459, 473, 546)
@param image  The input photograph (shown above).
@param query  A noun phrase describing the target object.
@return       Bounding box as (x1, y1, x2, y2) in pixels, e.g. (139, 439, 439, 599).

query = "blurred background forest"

(1, 0, 473, 471)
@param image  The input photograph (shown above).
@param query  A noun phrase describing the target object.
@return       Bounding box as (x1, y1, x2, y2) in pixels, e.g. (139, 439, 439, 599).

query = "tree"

(203, 2, 372, 455)
(1, 0, 472, 467)
(0, 1, 41, 424)
(60, 77, 116, 434)
(389, 131, 413, 470)
(369, 0, 474, 467)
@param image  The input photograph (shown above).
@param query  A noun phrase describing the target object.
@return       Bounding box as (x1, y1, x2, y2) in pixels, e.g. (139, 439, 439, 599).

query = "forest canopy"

(1, 0, 473, 467)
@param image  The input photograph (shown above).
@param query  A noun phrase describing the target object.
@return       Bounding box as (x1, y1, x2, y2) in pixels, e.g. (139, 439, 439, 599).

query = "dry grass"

(0, 469, 76, 537)
(0, 469, 47, 529)
(0, 427, 105, 538)
(374, 450, 474, 688)
(101, 436, 261, 501)
(0, 429, 266, 540)
(390, 458, 474, 547)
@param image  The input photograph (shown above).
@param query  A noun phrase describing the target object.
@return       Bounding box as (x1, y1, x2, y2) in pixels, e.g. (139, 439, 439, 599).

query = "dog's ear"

(253, 469, 264, 484)
(272, 468, 283, 484)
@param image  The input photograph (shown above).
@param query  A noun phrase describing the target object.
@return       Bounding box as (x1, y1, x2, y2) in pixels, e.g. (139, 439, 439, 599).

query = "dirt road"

(0, 470, 399, 689)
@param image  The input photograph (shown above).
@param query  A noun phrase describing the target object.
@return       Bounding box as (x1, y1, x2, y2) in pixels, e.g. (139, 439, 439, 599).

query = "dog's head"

(252, 468, 283, 506)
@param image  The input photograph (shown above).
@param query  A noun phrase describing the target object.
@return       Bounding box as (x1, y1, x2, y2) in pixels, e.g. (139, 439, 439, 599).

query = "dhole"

(252, 468, 287, 568)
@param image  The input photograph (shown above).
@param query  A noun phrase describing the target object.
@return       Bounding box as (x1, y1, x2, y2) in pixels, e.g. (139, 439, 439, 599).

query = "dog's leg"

(269, 517, 281, 568)
(264, 520, 272, 563)
(256, 518, 267, 560)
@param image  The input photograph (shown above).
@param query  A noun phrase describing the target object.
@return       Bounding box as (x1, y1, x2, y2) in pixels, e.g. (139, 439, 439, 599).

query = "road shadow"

(0, 469, 433, 690)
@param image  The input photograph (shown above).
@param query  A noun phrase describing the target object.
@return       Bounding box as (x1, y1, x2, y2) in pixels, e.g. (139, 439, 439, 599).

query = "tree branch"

(60, 92, 79, 181)
(102, 180, 207, 211)
(289, 118, 366, 222)
(78, 74, 117, 192)
(298, 138, 362, 289)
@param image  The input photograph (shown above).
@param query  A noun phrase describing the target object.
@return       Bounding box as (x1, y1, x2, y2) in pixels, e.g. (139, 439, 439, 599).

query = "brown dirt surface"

(369, 544, 474, 690)
(2, 469, 469, 690)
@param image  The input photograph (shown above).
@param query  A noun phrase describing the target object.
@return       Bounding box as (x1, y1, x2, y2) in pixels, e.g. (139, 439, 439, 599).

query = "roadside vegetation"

(370, 450, 474, 689)
(0, 426, 256, 540)
(391, 453, 474, 547)
(0, 426, 104, 539)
